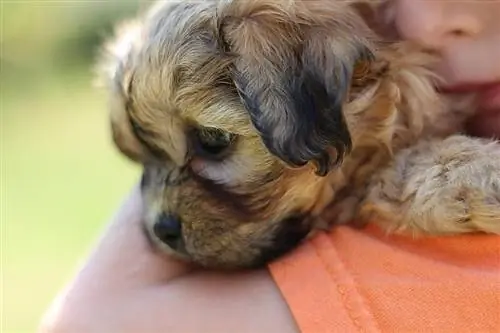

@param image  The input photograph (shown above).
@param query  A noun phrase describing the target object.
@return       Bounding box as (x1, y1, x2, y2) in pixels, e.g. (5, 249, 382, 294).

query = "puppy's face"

(100, 0, 381, 269)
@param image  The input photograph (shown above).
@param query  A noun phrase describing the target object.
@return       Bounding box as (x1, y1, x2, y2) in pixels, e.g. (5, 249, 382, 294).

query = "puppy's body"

(100, 0, 500, 269)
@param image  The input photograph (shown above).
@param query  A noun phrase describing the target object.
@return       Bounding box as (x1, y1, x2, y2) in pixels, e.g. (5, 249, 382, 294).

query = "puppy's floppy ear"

(217, 1, 375, 176)
(95, 21, 149, 163)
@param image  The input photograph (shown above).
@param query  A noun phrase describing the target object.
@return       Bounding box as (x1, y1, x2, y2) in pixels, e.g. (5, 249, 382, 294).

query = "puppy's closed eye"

(189, 126, 247, 184)
(192, 127, 238, 161)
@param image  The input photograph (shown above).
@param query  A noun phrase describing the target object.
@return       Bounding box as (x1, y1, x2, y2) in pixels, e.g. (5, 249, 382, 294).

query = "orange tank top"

(268, 224, 500, 333)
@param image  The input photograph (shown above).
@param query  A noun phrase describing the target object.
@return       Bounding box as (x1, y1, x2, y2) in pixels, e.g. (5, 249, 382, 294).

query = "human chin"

(466, 109, 500, 139)
(478, 83, 500, 111)
(471, 82, 500, 138)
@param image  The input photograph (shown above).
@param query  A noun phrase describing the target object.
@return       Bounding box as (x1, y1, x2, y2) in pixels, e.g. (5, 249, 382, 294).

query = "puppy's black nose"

(153, 213, 182, 246)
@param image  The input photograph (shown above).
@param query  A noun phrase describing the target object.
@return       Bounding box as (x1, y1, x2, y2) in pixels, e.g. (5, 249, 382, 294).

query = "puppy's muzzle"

(153, 213, 186, 252)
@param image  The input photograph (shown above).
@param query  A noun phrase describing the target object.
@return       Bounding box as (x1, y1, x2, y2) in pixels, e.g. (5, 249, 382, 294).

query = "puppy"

(98, 0, 500, 269)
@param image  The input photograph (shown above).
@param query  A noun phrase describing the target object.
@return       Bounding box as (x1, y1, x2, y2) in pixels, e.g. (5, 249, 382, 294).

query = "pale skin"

(39, 1, 500, 332)
(39, 184, 299, 333)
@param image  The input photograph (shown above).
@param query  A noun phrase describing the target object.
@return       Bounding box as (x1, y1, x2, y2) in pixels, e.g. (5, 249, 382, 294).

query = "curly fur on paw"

(360, 135, 500, 236)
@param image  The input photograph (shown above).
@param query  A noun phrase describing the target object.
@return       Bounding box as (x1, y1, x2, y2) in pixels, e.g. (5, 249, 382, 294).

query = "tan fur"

(98, 0, 500, 269)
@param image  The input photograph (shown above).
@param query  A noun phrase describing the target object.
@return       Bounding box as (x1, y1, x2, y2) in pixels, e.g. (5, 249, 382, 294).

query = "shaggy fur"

(98, 0, 500, 269)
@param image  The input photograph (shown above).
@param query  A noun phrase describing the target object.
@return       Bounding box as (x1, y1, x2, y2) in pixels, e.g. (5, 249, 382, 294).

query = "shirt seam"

(311, 232, 382, 333)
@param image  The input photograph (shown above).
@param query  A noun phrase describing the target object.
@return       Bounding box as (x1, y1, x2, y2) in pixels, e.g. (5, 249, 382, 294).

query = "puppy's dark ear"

(217, 1, 375, 176)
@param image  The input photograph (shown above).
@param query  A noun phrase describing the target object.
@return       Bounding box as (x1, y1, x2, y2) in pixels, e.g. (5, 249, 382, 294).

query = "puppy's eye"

(193, 127, 236, 160)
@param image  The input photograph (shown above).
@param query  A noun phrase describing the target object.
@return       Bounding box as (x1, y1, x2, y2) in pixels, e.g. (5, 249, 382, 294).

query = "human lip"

(439, 82, 500, 112)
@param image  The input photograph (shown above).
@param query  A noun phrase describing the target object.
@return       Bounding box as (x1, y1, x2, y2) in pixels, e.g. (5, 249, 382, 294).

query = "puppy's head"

(99, 0, 382, 269)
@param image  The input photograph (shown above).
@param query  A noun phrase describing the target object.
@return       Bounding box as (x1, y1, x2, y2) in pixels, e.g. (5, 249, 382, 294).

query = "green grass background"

(2, 2, 151, 331)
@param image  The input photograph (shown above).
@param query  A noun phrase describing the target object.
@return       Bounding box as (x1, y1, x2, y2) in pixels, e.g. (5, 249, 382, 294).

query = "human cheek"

(436, 36, 500, 86)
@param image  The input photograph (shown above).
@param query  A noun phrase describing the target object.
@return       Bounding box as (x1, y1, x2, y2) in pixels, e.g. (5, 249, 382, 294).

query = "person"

(39, 1, 500, 332)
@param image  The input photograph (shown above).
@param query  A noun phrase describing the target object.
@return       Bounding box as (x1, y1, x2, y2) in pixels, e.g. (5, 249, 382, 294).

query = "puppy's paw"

(359, 135, 500, 236)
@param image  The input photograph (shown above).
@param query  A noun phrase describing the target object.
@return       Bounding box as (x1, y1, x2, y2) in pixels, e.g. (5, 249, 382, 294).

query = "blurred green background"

(2, 1, 153, 332)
